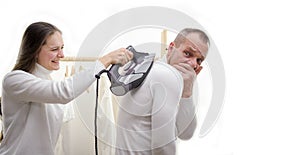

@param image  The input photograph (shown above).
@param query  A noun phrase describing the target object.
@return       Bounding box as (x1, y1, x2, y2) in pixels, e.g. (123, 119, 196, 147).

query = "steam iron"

(107, 45, 155, 96)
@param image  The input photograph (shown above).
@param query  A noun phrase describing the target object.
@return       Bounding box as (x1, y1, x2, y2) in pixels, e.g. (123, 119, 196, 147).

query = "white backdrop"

(1, 0, 300, 155)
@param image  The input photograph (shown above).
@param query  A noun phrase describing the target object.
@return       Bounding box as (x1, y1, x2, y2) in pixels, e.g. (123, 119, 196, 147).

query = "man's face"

(167, 33, 208, 75)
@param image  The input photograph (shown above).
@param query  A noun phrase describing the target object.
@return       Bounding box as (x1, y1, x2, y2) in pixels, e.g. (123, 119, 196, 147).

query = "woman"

(0, 21, 132, 155)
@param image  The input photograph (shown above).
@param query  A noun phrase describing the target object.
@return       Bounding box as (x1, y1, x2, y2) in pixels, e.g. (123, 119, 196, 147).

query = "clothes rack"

(60, 56, 98, 62)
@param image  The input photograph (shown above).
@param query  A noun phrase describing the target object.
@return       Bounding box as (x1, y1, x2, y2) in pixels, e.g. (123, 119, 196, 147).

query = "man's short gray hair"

(174, 28, 210, 48)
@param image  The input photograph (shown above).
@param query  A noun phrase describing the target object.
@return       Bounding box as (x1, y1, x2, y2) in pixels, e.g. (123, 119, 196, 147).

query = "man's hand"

(173, 63, 202, 98)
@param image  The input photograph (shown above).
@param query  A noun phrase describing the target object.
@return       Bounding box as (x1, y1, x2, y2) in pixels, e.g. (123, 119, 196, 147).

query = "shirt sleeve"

(150, 62, 183, 154)
(176, 97, 197, 140)
(3, 61, 105, 104)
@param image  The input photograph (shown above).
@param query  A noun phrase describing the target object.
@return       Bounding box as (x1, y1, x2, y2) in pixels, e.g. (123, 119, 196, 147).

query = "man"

(115, 28, 210, 154)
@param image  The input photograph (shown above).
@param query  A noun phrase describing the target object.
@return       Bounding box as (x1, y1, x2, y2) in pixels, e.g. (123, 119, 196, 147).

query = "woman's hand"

(99, 48, 133, 68)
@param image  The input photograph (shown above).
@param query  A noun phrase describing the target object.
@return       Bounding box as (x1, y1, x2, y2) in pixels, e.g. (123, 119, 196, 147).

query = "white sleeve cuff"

(93, 60, 106, 76)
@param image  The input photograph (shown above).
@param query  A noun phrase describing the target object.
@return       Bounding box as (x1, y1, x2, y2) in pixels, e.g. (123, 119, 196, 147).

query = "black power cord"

(94, 69, 108, 155)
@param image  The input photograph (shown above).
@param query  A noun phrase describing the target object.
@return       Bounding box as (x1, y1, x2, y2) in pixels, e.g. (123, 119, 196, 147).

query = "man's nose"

(189, 59, 198, 70)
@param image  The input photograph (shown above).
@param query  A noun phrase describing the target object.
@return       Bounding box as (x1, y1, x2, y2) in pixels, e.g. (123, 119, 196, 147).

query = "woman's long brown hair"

(12, 22, 61, 73)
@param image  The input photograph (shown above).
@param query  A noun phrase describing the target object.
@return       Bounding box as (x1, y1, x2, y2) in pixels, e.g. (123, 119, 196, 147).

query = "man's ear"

(167, 42, 175, 56)
(170, 42, 174, 47)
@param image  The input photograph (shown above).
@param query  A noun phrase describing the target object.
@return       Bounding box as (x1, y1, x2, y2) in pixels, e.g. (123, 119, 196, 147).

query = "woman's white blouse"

(0, 62, 104, 155)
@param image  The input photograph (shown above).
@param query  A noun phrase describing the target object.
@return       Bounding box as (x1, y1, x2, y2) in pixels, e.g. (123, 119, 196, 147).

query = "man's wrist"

(182, 90, 192, 98)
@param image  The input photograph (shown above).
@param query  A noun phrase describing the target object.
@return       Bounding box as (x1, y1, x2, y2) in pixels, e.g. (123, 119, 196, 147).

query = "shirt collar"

(32, 63, 53, 78)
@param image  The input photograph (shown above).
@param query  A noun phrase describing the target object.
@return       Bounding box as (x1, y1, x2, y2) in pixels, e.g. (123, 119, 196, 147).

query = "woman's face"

(37, 31, 64, 70)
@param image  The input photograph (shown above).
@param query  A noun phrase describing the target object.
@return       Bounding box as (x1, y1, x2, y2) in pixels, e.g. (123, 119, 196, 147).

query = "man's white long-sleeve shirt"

(115, 61, 197, 155)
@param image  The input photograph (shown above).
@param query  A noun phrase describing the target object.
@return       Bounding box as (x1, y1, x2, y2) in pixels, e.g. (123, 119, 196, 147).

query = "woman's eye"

(51, 47, 63, 51)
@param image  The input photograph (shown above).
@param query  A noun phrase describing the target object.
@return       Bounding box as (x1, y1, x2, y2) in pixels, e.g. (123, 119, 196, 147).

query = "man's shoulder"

(149, 61, 183, 85)
(153, 61, 180, 74)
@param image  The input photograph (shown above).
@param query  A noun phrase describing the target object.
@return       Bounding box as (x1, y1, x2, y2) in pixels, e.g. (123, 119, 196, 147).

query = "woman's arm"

(3, 61, 104, 104)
